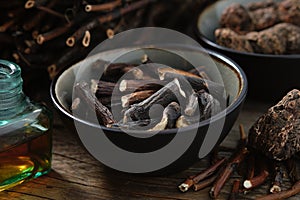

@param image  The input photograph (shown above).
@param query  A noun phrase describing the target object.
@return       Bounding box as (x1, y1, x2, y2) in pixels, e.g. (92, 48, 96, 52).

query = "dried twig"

(210, 147, 248, 198)
(243, 166, 269, 189)
(66, 0, 155, 47)
(85, 0, 122, 12)
(228, 180, 240, 200)
(37, 25, 70, 44)
(193, 174, 219, 192)
(257, 180, 300, 200)
(209, 124, 248, 198)
(178, 158, 226, 192)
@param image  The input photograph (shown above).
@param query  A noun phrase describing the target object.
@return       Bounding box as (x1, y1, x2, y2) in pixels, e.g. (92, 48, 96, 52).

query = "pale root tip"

(66, 37, 75, 47)
(178, 183, 189, 192)
(141, 54, 148, 63)
(90, 79, 98, 94)
(119, 80, 126, 92)
(121, 96, 129, 108)
(270, 185, 281, 193)
(157, 69, 164, 80)
(149, 117, 167, 131)
(48, 64, 57, 79)
(37, 35, 44, 45)
(85, 5, 92, 12)
(106, 29, 114, 39)
(71, 98, 81, 110)
(174, 78, 186, 98)
(132, 68, 143, 80)
(82, 31, 91, 47)
(25, 0, 35, 9)
(176, 116, 189, 128)
(243, 180, 252, 189)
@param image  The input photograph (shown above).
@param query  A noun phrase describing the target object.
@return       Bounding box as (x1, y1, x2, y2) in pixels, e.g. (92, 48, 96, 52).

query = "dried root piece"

(119, 79, 164, 93)
(188, 66, 211, 81)
(123, 78, 186, 123)
(175, 115, 190, 128)
(73, 82, 115, 127)
(158, 67, 201, 80)
(150, 102, 181, 131)
(216, 0, 300, 54)
(90, 79, 116, 97)
(248, 89, 300, 161)
(185, 91, 199, 116)
(248, 1, 279, 31)
(185, 90, 221, 120)
(121, 90, 156, 108)
(215, 23, 300, 54)
(219, 0, 300, 33)
(158, 67, 225, 100)
(215, 28, 254, 52)
(219, 3, 254, 34)
(103, 63, 140, 82)
(111, 119, 155, 129)
(278, 0, 300, 26)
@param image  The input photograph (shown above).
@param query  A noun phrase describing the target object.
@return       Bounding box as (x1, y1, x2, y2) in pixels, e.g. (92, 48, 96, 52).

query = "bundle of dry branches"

(0, 0, 158, 79)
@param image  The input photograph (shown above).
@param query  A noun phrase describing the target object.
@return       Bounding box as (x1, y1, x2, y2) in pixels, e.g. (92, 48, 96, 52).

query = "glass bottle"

(0, 60, 52, 192)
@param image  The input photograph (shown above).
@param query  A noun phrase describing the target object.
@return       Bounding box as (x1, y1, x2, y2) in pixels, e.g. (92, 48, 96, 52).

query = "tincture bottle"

(0, 60, 52, 191)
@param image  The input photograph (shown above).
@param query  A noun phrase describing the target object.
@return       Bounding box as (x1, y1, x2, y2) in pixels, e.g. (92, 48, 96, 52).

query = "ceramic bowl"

(50, 46, 247, 175)
(196, 0, 300, 102)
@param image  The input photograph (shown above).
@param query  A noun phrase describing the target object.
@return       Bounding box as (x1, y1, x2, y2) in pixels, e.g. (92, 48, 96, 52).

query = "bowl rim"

(50, 46, 248, 135)
(195, 0, 300, 59)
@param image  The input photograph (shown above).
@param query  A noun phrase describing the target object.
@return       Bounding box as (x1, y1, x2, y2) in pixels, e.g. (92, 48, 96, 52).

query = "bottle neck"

(0, 60, 27, 120)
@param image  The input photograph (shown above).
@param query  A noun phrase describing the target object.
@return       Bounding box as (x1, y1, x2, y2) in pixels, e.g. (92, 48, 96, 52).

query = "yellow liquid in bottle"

(0, 130, 52, 192)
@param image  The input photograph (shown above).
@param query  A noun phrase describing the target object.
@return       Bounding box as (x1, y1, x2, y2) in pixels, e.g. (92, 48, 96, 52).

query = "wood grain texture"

(0, 100, 300, 200)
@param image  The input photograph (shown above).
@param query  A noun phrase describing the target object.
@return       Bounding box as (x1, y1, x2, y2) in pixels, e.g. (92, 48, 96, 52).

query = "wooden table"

(1, 99, 299, 200)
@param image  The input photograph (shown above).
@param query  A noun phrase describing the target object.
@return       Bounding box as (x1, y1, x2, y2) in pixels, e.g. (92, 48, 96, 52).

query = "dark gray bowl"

(50, 46, 247, 175)
(196, 0, 300, 102)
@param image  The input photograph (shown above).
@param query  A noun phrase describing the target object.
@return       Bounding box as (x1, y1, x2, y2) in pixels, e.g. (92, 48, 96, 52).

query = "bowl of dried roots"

(50, 45, 247, 174)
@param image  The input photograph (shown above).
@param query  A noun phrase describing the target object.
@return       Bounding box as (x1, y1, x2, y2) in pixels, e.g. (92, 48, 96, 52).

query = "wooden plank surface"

(1, 99, 300, 200)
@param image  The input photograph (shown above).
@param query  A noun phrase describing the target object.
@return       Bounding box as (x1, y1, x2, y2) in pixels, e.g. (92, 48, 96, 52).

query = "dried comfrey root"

(71, 55, 224, 130)
(219, 0, 300, 33)
(215, 23, 300, 54)
(248, 89, 300, 161)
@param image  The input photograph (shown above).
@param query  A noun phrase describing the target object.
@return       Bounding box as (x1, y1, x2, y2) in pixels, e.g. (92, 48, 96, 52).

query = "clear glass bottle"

(0, 60, 52, 192)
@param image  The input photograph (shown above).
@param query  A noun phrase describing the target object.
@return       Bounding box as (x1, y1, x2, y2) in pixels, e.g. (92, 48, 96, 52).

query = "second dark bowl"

(196, 0, 300, 102)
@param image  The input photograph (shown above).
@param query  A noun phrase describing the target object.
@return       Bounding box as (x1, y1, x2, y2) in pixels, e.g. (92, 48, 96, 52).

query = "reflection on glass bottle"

(0, 60, 52, 192)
